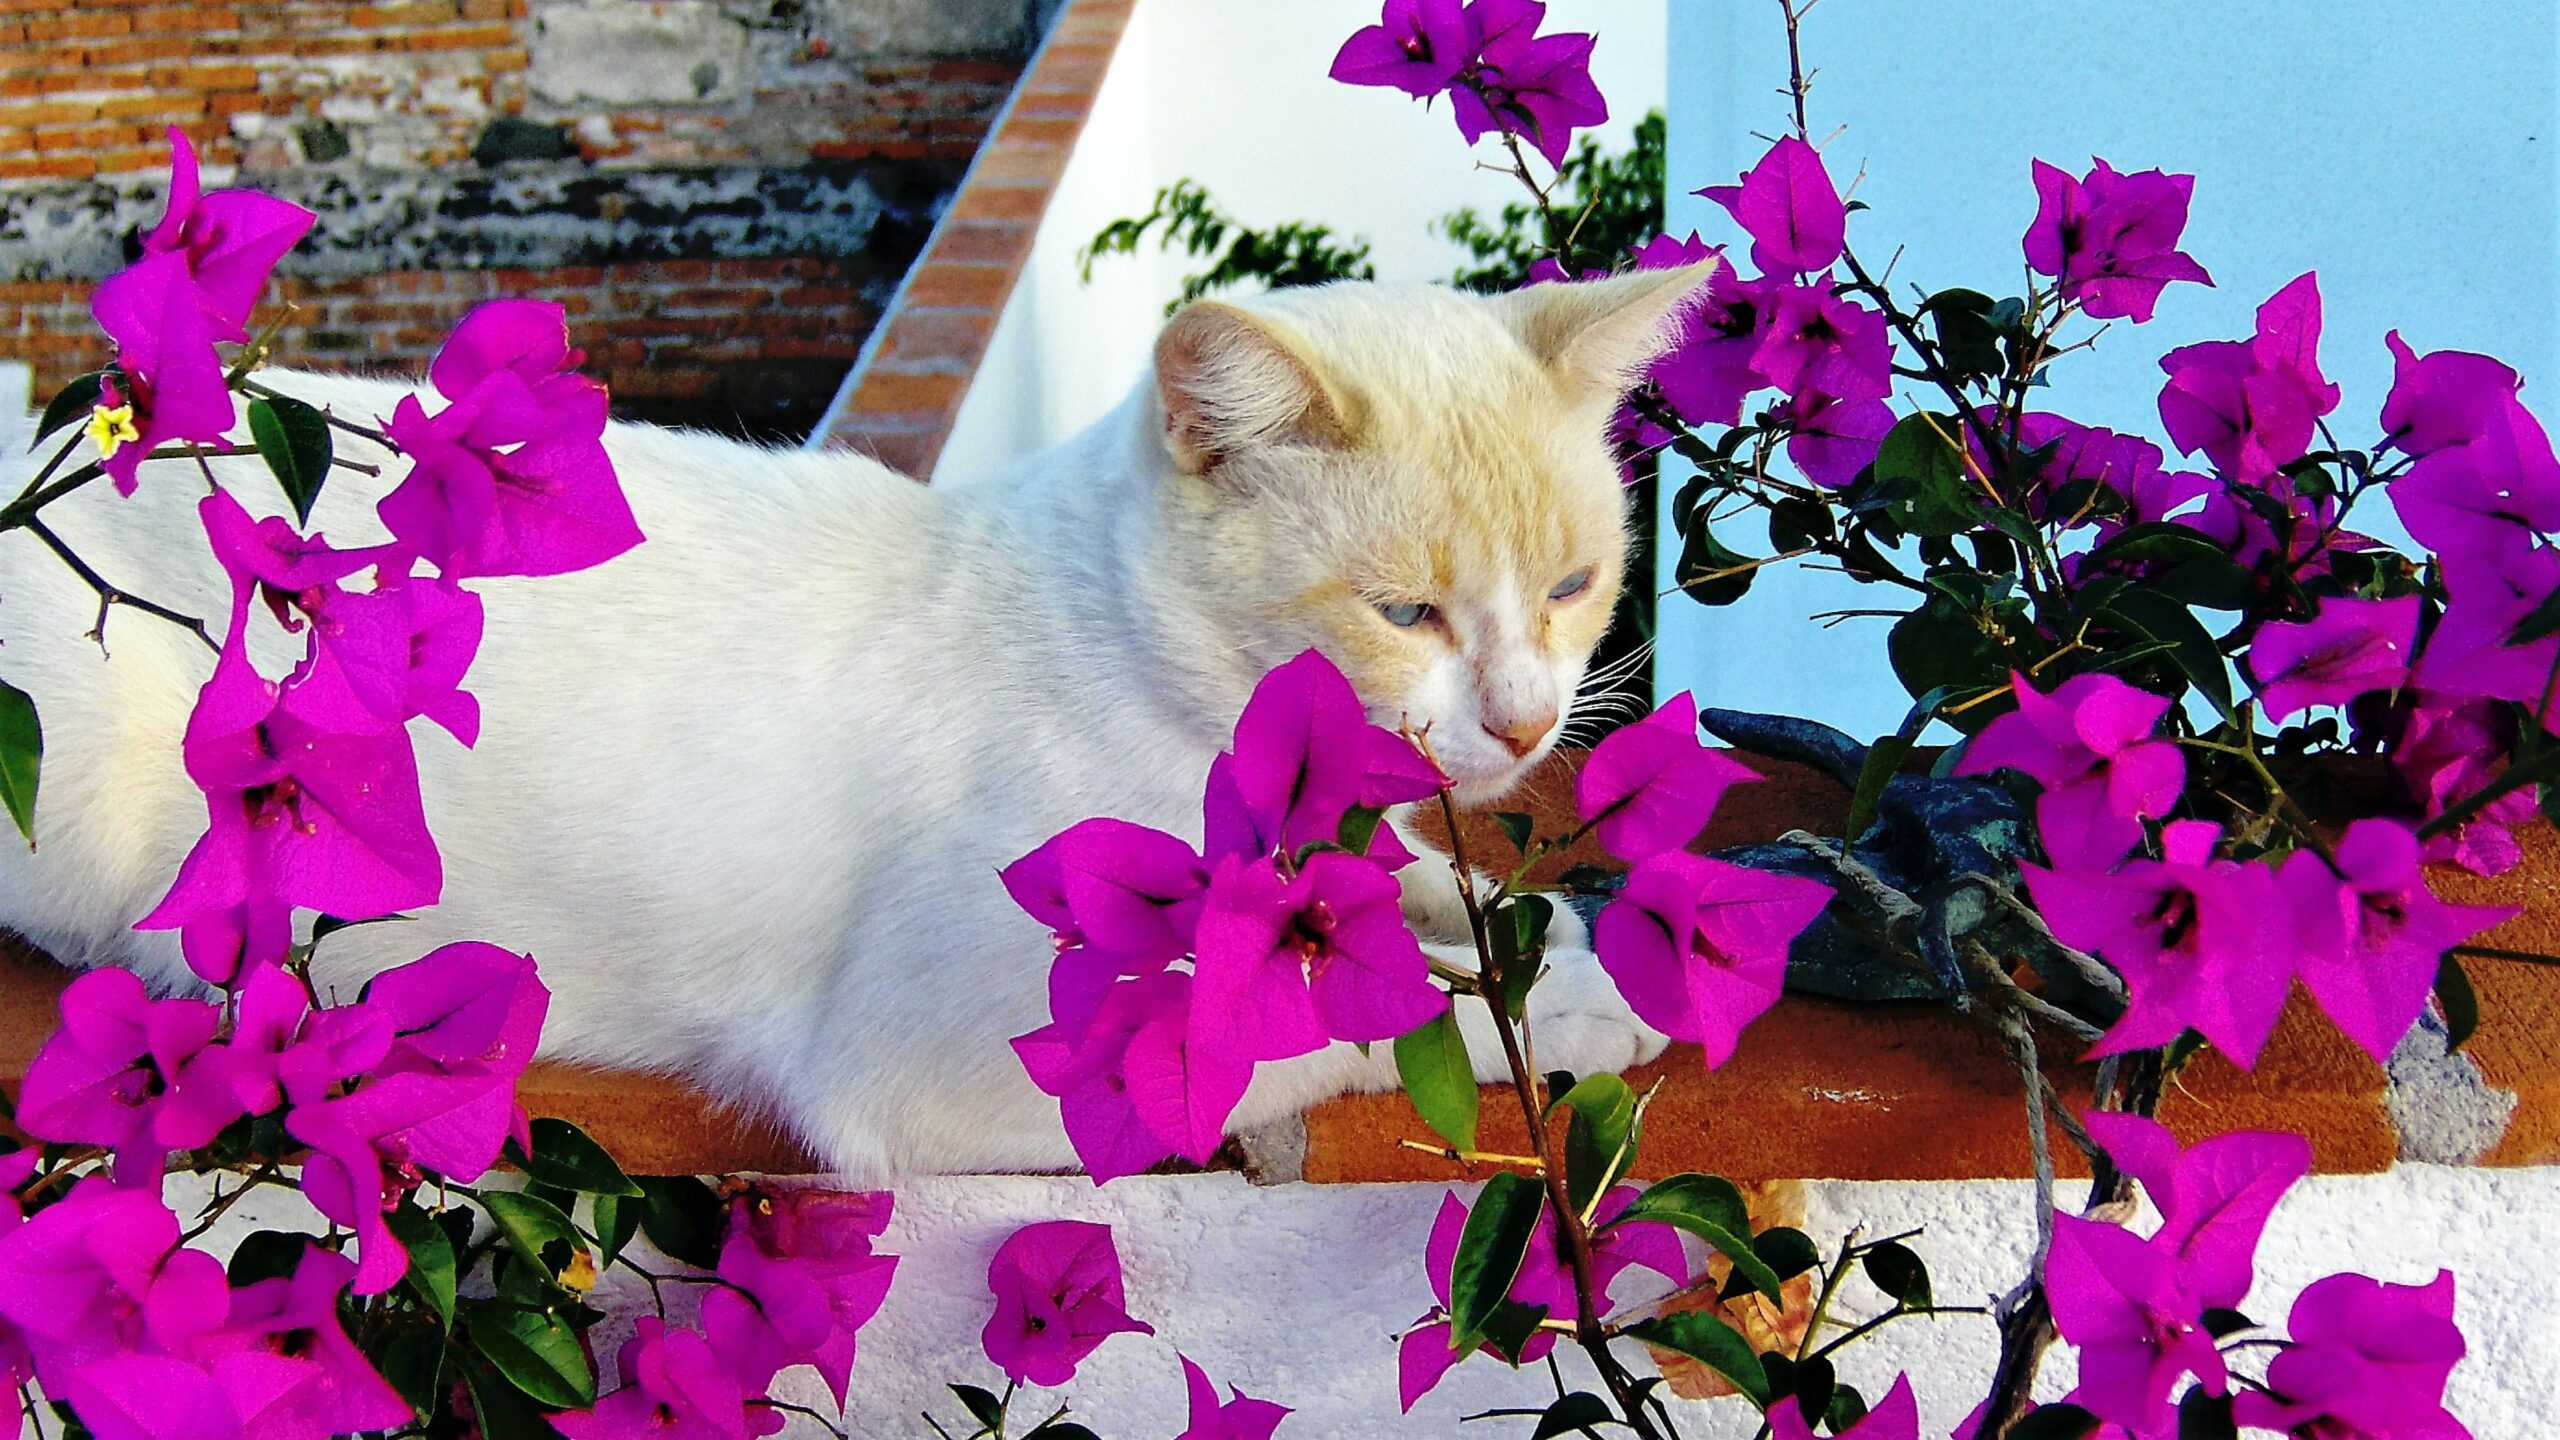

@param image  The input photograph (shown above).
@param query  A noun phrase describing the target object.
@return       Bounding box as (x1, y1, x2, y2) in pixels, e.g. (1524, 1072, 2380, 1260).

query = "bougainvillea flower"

(373, 566, 486, 744)
(1751, 282, 1890, 402)
(1593, 851, 1831, 1067)
(0, 1179, 230, 1387)
(553, 1318, 776, 1440)
(2411, 541, 2560, 713)
(1012, 971, 1200, 1182)
(2361, 692, 2534, 877)
(981, 1220, 1154, 1388)
(2157, 273, 2340, 481)
(1191, 850, 1444, 1062)
(428, 298, 604, 420)
(2279, 820, 2517, 1064)
(1771, 1373, 1920, 1440)
(1398, 1185, 1684, 1410)
(212, 1245, 413, 1440)
(2046, 1213, 2228, 1434)
(2022, 158, 2212, 322)
(1329, 0, 1473, 97)
(138, 127, 315, 340)
(2022, 821, 2293, 1065)
(1783, 387, 1894, 489)
(702, 1185, 898, 1404)
(1447, 5, 1608, 168)
(1697, 136, 1846, 277)
(211, 960, 324, 1116)
(1956, 671, 2184, 872)
(1213, 650, 1446, 859)
(379, 374, 638, 581)
(2390, 402, 2560, 565)
(16, 969, 239, 1180)
(1575, 691, 1758, 860)
(2232, 1271, 2470, 1440)
(1990, 412, 2210, 533)
(1175, 1355, 1292, 1440)
(2381, 330, 2546, 460)
(365, 941, 548, 1081)
(2080, 1113, 2308, 1311)
(88, 256, 236, 496)
(1647, 258, 1774, 434)
(288, 1067, 516, 1294)
(2246, 595, 2420, 721)
(137, 633, 442, 952)
(1002, 818, 1208, 970)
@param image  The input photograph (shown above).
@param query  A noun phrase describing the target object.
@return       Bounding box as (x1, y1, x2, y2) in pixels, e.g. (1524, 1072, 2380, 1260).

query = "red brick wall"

(7, 255, 898, 441)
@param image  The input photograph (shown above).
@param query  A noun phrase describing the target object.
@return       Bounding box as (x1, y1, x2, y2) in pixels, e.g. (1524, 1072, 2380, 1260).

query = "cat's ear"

(1154, 300, 1354, 475)
(1502, 259, 1723, 402)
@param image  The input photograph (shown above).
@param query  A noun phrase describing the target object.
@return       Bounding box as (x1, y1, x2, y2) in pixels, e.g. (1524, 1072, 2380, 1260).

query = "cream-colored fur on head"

(0, 266, 1711, 1181)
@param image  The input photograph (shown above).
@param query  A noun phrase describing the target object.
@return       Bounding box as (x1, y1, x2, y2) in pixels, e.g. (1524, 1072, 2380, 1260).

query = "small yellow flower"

(559, 1245, 599, 1294)
(86, 402, 141, 461)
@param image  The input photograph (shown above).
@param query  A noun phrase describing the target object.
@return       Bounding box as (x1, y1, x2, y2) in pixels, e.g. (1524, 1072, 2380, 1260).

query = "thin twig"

(22, 516, 220, 655)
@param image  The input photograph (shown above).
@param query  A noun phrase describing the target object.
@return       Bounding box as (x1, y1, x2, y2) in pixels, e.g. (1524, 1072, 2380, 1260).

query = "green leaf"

(2179, 1387, 2238, 1440)
(1920, 288, 2003, 386)
(1787, 1353, 1835, 1428)
(32, 370, 107, 449)
(1676, 519, 1761, 606)
(1870, 412, 1981, 537)
(505, 1118, 643, 1197)
(1887, 597, 2026, 733)
(1493, 810, 1536, 854)
(2200, 1306, 2255, 1338)
(2436, 951, 2478, 1054)
(634, 1175, 724, 1269)
(1860, 1239, 1931, 1308)
(1477, 1296, 1553, 1364)
(0, 678, 40, 847)
(1026, 1426, 1103, 1440)
(1843, 687, 1948, 844)
(1750, 1226, 1821, 1284)
(1532, 1392, 1617, 1439)
(1555, 1072, 1638, 1216)
(246, 394, 334, 525)
(2007, 1405, 2103, 1440)
(1447, 1170, 1546, 1352)
(463, 1355, 567, 1440)
(310, 911, 412, 944)
(951, 1384, 1007, 1432)
(1490, 895, 1552, 1019)
(227, 1229, 313, 1287)
(590, 1191, 643, 1268)
(1393, 1007, 1478, 1154)
(1623, 1312, 1769, 1407)
(2100, 589, 2234, 720)
(2510, 584, 2560, 648)
(370, 1320, 446, 1418)
(1826, 1383, 1870, 1434)
(464, 1301, 595, 1409)
(385, 1200, 459, 1324)
(1336, 803, 1386, 858)
(479, 1190, 584, 1285)
(1615, 1174, 1782, 1301)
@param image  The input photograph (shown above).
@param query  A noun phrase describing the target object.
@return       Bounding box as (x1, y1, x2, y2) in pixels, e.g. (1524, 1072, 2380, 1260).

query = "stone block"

(530, 0, 749, 106)
(819, 0, 1028, 57)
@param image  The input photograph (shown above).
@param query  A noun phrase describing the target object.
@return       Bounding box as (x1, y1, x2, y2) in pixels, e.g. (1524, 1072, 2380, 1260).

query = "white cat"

(0, 265, 1711, 1181)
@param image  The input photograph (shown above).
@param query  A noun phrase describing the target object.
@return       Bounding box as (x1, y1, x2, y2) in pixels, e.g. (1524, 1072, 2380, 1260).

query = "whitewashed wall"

(928, 0, 1668, 486)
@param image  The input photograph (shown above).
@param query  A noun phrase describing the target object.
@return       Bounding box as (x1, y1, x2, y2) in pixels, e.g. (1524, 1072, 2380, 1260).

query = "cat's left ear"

(1501, 259, 1723, 402)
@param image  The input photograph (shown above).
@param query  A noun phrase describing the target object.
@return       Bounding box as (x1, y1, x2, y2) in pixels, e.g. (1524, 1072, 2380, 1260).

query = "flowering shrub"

(0, 129, 911, 1440)
(995, 0, 2545, 1434)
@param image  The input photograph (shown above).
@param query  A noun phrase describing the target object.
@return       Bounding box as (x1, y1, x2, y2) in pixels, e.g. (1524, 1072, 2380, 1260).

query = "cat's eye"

(1548, 569, 1594, 602)
(1377, 600, 1435, 628)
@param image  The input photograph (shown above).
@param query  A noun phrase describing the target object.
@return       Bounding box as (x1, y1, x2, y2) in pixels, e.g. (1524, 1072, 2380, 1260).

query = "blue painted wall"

(1653, 0, 2559, 738)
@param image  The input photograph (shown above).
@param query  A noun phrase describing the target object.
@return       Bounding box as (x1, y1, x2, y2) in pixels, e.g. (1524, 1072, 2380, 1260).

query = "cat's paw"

(1442, 945, 1666, 1084)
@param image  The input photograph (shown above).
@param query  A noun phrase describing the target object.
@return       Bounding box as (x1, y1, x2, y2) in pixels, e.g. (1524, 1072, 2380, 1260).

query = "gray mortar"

(0, 161, 959, 283)
(2386, 1007, 2519, 1165)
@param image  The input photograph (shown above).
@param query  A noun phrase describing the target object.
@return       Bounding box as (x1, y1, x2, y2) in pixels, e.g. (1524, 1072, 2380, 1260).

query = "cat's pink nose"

(1485, 711, 1555, 759)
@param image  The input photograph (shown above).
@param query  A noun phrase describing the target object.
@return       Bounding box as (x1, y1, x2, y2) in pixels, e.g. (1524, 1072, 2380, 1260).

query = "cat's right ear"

(1153, 301, 1354, 475)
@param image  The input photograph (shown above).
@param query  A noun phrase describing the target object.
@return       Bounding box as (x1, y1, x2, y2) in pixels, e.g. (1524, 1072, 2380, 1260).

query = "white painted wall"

(930, 0, 1668, 486)
(1653, 0, 2560, 738)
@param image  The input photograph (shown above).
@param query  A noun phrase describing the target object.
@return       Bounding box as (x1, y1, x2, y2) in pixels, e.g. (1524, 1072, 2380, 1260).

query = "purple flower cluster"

(1329, 0, 1608, 167)
(1972, 670, 2514, 1068)
(1007, 650, 1451, 1180)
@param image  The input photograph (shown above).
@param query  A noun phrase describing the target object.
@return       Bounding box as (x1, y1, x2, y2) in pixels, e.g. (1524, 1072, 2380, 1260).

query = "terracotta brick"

(878, 307, 994, 367)
(151, 63, 258, 91)
(925, 219, 1032, 267)
(926, 58, 1017, 85)
(394, 22, 516, 51)
(846, 369, 965, 417)
(606, 365, 721, 401)
(93, 145, 170, 173)
(129, 6, 240, 34)
(81, 37, 194, 66)
(101, 90, 206, 125)
(349, 0, 460, 25)
(829, 425, 942, 480)
(0, 153, 95, 179)
(41, 68, 147, 94)
(0, 98, 102, 126)
(900, 261, 1014, 309)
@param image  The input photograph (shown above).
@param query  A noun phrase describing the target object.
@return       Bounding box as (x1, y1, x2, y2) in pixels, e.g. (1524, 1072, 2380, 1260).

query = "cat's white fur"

(0, 268, 1711, 1180)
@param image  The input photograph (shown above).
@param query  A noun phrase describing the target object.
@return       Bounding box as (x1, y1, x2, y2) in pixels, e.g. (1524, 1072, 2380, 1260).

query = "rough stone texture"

(820, 0, 1034, 56)
(530, 1, 752, 107)
(158, 1166, 2560, 1436)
